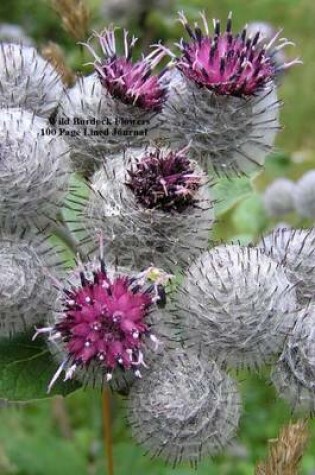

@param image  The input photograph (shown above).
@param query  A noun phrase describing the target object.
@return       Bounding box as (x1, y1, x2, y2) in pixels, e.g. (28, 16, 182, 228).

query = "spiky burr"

(259, 227, 315, 304)
(271, 304, 315, 414)
(158, 12, 299, 175)
(80, 146, 214, 272)
(172, 245, 297, 369)
(0, 226, 61, 338)
(0, 108, 71, 227)
(127, 348, 241, 467)
(0, 42, 64, 117)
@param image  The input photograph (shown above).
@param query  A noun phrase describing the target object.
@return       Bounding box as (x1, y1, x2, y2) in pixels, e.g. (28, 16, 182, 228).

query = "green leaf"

(232, 194, 268, 235)
(0, 332, 80, 402)
(213, 176, 253, 216)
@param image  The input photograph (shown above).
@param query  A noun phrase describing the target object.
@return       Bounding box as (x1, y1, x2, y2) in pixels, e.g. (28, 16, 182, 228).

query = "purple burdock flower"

(158, 12, 300, 175)
(125, 147, 201, 212)
(175, 11, 294, 96)
(34, 245, 163, 393)
(85, 28, 168, 112)
(78, 146, 214, 272)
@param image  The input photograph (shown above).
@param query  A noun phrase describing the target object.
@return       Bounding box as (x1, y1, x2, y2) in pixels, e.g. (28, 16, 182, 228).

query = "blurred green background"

(1, 0, 315, 474)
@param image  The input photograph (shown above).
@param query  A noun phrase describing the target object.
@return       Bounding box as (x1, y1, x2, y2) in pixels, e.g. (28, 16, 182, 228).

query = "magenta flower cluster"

(52, 259, 157, 382)
(126, 148, 201, 212)
(176, 12, 280, 96)
(91, 29, 168, 111)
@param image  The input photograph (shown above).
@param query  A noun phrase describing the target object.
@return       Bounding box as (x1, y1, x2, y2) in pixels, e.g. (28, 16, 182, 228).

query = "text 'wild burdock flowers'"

(35, 246, 166, 393)
(271, 304, 315, 414)
(0, 108, 71, 227)
(80, 146, 214, 272)
(0, 42, 64, 117)
(0, 225, 61, 337)
(172, 245, 297, 369)
(128, 348, 241, 467)
(159, 12, 299, 174)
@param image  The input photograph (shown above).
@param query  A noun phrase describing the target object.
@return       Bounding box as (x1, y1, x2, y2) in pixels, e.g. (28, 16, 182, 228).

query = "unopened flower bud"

(128, 348, 241, 466)
(173, 245, 297, 369)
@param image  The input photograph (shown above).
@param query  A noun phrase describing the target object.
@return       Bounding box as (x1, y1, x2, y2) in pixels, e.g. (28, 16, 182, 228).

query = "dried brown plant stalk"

(51, 0, 90, 41)
(255, 420, 309, 475)
(41, 42, 76, 86)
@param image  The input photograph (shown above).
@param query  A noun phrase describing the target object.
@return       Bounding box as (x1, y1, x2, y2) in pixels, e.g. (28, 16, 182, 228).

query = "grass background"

(1, 0, 315, 474)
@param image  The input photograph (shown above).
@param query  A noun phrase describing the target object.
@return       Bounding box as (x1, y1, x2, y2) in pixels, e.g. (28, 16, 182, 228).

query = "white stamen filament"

(47, 360, 67, 394)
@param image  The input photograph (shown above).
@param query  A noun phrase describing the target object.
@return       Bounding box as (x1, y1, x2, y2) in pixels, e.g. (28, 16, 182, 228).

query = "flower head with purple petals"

(85, 28, 168, 111)
(173, 11, 299, 96)
(126, 147, 202, 213)
(34, 250, 163, 392)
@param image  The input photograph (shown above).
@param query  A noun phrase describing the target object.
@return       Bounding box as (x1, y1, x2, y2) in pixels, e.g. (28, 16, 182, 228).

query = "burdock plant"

(0, 7, 307, 475)
(259, 227, 315, 304)
(271, 304, 315, 414)
(128, 348, 241, 467)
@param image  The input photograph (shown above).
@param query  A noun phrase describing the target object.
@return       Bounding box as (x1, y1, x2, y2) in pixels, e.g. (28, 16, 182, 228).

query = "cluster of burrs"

(0, 9, 304, 469)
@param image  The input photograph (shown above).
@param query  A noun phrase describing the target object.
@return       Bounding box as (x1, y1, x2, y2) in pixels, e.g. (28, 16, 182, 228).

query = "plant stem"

(52, 395, 73, 440)
(102, 387, 114, 475)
